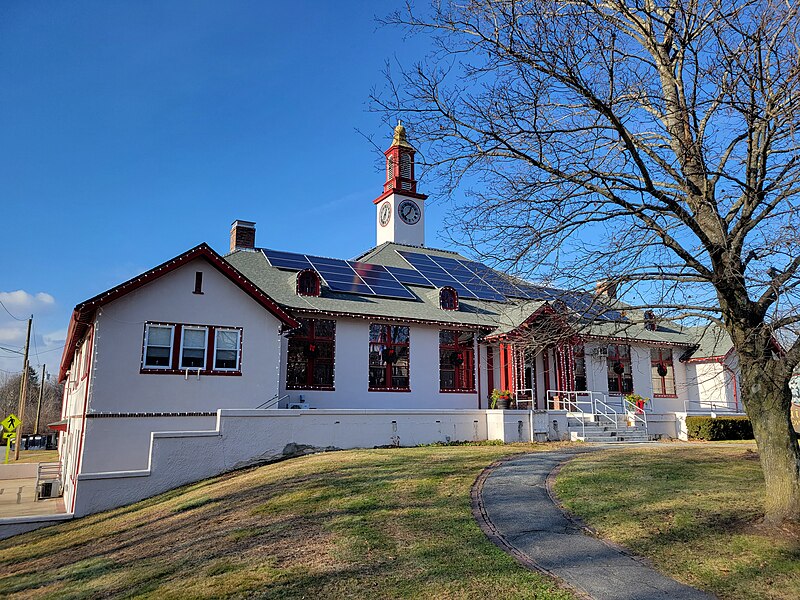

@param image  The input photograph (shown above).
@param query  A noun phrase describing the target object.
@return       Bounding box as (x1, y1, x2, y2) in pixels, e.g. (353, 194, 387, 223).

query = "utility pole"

(14, 316, 32, 461)
(34, 364, 46, 435)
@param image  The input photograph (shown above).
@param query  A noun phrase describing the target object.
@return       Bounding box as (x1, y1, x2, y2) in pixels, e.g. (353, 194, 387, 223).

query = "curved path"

(473, 449, 714, 600)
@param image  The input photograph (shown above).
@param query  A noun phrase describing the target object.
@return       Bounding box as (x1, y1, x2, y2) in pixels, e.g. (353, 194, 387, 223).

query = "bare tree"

(377, 0, 800, 524)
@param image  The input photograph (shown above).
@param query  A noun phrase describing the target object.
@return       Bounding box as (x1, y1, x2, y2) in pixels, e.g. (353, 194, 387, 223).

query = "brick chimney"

(230, 220, 256, 253)
(595, 279, 618, 300)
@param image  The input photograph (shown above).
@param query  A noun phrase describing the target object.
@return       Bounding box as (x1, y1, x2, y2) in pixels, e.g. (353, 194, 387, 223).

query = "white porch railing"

(547, 390, 649, 437)
(256, 393, 290, 410)
(683, 400, 742, 414)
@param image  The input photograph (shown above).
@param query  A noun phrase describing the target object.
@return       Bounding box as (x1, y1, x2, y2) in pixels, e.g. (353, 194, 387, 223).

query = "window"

(214, 329, 241, 370)
(439, 287, 458, 310)
(573, 344, 587, 391)
(297, 270, 321, 297)
(181, 327, 207, 369)
(193, 271, 203, 294)
(286, 318, 335, 389)
(607, 344, 633, 394)
(369, 324, 410, 390)
(439, 331, 475, 391)
(141, 322, 242, 375)
(651, 348, 676, 396)
(387, 156, 395, 181)
(144, 324, 174, 368)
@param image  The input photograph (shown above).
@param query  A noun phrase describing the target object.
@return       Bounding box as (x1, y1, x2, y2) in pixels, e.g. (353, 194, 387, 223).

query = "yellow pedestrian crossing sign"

(1, 414, 20, 432)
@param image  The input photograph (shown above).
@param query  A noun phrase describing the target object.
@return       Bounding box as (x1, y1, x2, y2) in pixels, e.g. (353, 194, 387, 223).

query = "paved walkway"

(474, 449, 715, 600)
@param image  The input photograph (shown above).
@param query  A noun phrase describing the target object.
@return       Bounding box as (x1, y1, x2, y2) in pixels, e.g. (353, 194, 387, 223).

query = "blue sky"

(0, 1, 453, 376)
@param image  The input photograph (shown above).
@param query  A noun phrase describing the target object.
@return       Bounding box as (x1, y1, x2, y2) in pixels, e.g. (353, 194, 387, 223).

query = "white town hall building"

(18, 124, 740, 531)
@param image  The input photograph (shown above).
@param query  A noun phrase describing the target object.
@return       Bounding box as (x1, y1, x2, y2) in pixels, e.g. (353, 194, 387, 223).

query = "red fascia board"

(58, 243, 298, 382)
(484, 304, 572, 342)
(372, 190, 429, 205)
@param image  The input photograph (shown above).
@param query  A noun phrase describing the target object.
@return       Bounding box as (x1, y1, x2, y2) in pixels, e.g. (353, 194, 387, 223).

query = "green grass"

(0, 445, 576, 599)
(555, 444, 800, 600)
(2, 449, 59, 464)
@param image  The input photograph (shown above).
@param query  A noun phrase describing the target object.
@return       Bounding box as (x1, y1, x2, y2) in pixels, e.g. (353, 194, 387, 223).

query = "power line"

(0, 299, 26, 321)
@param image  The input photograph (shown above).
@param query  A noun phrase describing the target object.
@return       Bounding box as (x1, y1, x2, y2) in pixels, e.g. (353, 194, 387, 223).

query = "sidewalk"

(473, 449, 714, 600)
(0, 461, 66, 518)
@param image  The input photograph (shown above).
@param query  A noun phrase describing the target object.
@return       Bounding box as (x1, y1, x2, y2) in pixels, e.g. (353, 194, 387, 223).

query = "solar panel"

(385, 266, 433, 287)
(459, 260, 530, 299)
(430, 256, 506, 301)
(397, 251, 479, 299)
(263, 248, 416, 300)
(262, 249, 312, 271)
(348, 262, 416, 299)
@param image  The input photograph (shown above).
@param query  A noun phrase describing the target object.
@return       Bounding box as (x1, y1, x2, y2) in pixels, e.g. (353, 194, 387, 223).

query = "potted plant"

(491, 389, 513, 410)
(624, 393, 650, 414)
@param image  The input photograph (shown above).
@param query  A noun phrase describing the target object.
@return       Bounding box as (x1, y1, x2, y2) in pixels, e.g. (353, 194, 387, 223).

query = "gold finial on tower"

(392, 120, 414, 148)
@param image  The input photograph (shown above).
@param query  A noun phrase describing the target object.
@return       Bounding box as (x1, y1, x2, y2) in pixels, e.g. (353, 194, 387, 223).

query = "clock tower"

(374, 122, 428, 247)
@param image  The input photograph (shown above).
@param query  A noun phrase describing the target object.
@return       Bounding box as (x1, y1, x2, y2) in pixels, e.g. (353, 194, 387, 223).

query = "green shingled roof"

(225, 242, 700, 348)
(686, 324, 734, 359)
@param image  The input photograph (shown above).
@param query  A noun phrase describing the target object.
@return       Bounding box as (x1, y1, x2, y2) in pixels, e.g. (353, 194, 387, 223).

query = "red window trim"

(651, 347, 676, 396)
(369, 323, 410, 391)
(607, 344, 633, 395)
(439, 330, 475, 392)
(286, 318, 336, 390)
(140, 321, 243, 376)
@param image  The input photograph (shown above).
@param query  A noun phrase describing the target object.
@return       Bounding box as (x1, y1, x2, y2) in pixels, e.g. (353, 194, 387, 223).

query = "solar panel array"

(397, 251, 625, 320)
(262, 247, 624, 320)
(262, 249, 415, 300)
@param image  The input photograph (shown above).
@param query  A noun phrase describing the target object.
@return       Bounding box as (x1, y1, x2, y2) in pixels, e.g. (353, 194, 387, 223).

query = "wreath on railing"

(303, 343, 318, 359)
(450, 351, 464, 366)
(613, 362, 625, 375)
(656, 363, 668, 377)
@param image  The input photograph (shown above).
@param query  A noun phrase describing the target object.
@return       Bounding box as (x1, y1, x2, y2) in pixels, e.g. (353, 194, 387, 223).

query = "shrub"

(686, 416, 754, 441)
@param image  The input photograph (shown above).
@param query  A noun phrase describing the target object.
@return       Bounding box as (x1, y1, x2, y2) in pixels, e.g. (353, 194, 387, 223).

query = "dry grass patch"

(0, 444, 575, 599)
(554, 444, 800, 600)
(3, 449, 58, 464)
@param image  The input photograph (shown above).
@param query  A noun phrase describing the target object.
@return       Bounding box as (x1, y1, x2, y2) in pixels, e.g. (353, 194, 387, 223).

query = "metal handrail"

(623, 402, 648, 433)
(256, 393, 290, 410)
(682, 400, 742, 413)
(546, 390, 597, 440)
(593, 396, 619, 432)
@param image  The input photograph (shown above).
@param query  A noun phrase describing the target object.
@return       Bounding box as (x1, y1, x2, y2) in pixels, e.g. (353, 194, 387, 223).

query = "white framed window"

(214, 329, 241, 370)
(180, 326, 207, 369)
(143, 324, 174, 368)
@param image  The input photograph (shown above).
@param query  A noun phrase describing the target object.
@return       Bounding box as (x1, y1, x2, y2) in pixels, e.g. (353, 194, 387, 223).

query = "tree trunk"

(739, 359, 800, 524)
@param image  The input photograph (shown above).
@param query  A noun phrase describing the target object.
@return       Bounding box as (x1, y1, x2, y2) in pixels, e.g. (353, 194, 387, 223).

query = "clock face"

(379, 201, 392, 227)
(397, 200, 421, 225)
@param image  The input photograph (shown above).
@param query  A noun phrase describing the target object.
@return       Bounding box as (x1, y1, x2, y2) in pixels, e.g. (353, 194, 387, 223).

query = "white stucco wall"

(71, 408, 541, 516)
(89, 257, 285, 413)
(278, 317, 479, 410)
(80, 416, 217, 472)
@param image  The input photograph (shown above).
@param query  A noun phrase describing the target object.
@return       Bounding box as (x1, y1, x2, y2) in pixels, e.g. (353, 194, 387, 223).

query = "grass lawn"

(0, 444, 576, 599)
(554, 444, 800, 600)
(3, 449, 59, 464)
